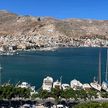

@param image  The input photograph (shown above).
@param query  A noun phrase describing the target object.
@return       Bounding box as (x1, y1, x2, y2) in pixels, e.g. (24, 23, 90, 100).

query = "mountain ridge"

(0, 10, 108, 51)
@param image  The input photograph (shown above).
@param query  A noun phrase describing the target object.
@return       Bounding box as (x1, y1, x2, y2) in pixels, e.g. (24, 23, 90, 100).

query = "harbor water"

(0, 48, 107, 89)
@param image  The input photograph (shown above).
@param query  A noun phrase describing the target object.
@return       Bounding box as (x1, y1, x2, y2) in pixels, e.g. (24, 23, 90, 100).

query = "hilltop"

(0, 10, 108, 51)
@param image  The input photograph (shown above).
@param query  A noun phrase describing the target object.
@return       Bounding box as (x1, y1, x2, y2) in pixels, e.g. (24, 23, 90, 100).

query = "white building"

(42, 76, 53, 92)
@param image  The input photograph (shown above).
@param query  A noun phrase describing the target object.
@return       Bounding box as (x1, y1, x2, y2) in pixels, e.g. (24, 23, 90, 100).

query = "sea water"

(0, 47, 107, 89)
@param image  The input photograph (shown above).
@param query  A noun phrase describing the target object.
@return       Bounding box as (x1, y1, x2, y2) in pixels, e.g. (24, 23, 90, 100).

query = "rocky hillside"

(0, 10, 108, 51)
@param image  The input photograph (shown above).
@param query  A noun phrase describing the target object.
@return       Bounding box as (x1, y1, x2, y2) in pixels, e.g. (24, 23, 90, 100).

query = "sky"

(0, 0, 108, 20)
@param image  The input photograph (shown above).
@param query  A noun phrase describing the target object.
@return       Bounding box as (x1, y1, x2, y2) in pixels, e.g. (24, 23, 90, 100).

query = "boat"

(90, 49, 102, 91)
(53, 80, 62, 89)
(82, 83, 91, 90)
(18, 82, 30, 88)
(90, 81, 101, 91)
(62, 84, 70, 90)
(70, 79, 83, 90)
(102, 49, 108, 92)
(102, 81, 108, 92)
(17, 82, 36, 95)
(42, 76, 53, 92)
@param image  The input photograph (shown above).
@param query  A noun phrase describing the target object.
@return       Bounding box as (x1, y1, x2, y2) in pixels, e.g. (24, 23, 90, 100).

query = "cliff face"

(0, 10, 108, 51)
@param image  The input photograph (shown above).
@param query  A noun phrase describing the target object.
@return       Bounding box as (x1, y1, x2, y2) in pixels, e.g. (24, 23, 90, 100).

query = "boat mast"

(98, 49, 101, 85)
(105, 49, 108, 81)
(0, 64, 2, 85)
(60, 76, 62, 84)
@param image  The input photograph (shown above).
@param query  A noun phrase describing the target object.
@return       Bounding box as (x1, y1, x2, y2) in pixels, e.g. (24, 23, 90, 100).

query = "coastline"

(0, 46, 107, 56)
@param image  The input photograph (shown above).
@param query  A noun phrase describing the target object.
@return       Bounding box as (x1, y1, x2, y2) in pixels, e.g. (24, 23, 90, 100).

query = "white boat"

(70, 79, 83, 90)
(42, 76, 53, 92)
(82, 83, 91, 90)
(90, 81, 101, 91)
(18, 82, 30, 88)
(102, 81, 108, 92)
(90, 49, 102, 91)
(53, 80, 61, 89)
(102, 49, 108, 92)
(62, 84, 70, 90)
(17, 82, 36, 95)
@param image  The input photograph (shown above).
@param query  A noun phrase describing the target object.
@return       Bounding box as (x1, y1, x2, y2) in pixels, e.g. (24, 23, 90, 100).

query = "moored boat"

(90, 49, 102, 91)
(102, 49, 108, 92)
(82, 83, 91, 90)
(102, 81, 108, 92)
(90, 81, 101, 91)
(62, 83, 70, 90)
(17, 82, 36, 95)
(18, 82, 30, 88)
(53, 80, 62, 89)
(42, 76, 53, 92)
(70, 79, 82, 90)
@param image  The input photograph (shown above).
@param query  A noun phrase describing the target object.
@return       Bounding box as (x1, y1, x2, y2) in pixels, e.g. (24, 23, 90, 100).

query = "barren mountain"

(0, 10, 108, 51)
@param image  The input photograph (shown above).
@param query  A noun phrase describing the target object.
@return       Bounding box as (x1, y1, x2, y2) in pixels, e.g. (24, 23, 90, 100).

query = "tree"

(38, 89, 49, 99)
(61, 88, 77, 99)
(51, 88, 61, 100)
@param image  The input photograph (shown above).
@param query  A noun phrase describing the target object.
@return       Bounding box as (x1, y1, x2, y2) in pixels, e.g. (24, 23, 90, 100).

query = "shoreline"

(0, 46, 108, 56)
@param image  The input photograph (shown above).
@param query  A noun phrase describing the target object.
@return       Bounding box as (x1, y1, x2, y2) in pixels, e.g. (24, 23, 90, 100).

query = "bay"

(0, 47, 107, 89)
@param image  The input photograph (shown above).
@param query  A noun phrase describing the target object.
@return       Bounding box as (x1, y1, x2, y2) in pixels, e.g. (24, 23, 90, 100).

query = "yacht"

(53, 80, 62, 89)
(90, 81, 101, 91)
(82, 83, 91, 90)
(70, 79, 83, 90)
(18, 82, 30, 88)
(102, 49, 108, 92)
(102, 81, 108, 92)
(62, 84, 70, 90)
(17, 82, 36, 95)
(90, 49, 102, 91)
(42, 76, 53, 92)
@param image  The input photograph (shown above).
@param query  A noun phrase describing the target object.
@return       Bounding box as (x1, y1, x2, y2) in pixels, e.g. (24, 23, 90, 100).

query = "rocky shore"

(0, 10, 108, 52)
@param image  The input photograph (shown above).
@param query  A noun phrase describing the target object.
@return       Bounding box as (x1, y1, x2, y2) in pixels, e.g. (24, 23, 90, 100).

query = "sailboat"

(70, 79, 83, 90)
(90, 49, 101, 91)
(102, 49, 108, 92)
(101, 81, 108, 92)
(90, 78, 101, 91)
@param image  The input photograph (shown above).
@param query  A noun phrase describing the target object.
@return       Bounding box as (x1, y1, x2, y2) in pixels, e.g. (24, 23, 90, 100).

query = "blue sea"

(0, 48, 107, 89)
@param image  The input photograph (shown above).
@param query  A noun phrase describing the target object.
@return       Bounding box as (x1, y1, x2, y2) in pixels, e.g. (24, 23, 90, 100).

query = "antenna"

(93, 76, 96, 82)
(15, 81, 20, 87)
(105, 49, 108, 81)
(98, 49, 101, 85)
(60, 76, 62, 84)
